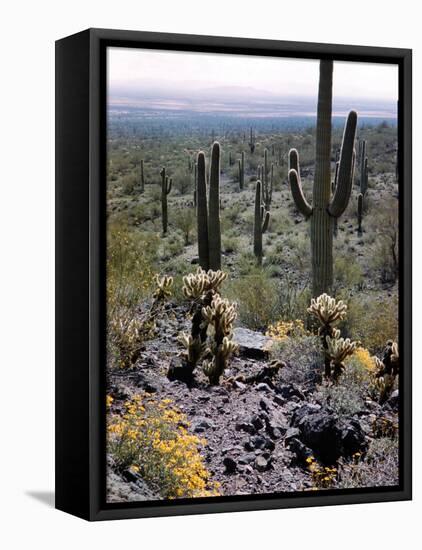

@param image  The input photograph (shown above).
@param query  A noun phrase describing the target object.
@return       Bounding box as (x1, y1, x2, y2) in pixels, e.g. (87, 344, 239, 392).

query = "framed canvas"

(55, 28, 412, 521)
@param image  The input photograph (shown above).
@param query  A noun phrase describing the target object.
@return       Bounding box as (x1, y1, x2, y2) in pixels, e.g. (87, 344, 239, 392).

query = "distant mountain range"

(108, 85, 397, 119)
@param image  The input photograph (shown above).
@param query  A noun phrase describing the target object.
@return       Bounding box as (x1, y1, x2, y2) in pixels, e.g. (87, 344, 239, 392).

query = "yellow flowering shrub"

(349, 347, 377, 372)
(107, 394, 220, 499)
(266, 319, 306, 341)
(341, 346, 375, 386)
(306, 456, 337, 489)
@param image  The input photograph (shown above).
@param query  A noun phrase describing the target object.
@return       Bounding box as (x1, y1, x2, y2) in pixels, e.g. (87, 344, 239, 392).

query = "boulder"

(223, 456, 237, 474)
(291, 405, 367, 464)
(233, 328, 274, 358)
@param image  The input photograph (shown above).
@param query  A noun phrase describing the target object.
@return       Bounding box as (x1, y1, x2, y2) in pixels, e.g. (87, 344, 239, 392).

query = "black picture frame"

(55, 28, 412, 521)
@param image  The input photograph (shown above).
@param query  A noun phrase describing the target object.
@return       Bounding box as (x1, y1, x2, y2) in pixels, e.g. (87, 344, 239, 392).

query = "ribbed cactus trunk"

(193, 161, 197, 207)
(311, 60, 334, 297)
(196, 152, 209, 270)
(160, 168, 169, 235)
(208, 142, 221, 270)
(253, 180, 270, 265)
(238, 151, 245, 191)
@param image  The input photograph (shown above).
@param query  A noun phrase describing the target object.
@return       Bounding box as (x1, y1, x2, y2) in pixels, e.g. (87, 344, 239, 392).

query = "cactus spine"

(140, 159, 145, 193)
(238, 151, 245, 190)
(288, 60, 357, 297)
(160, 167, 172, 235)
(254, 180, 270, 265)
(196, 143, 222, 271)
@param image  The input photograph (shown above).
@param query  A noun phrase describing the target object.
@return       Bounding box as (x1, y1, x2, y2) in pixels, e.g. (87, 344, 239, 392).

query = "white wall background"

(0, 1, 418, 548)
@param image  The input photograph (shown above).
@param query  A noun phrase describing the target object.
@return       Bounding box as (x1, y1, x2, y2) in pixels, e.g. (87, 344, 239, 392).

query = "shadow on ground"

(26, 491, 55, 508)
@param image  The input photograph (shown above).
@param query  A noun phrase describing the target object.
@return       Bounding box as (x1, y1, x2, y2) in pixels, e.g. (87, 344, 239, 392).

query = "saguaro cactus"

(208, 142, 222, 270)
(249, 127, 255, 154)
(288, 60, 357, 296)
(238, 151, 245, 190)
(254, 180, 270, 265)
(357, 193, 363, 235)
(160, 167, 172, 235)
(140, 159, 145, 193)
(360, 156, 368, 196)
(262, 148, 273, 210)
(193, 161, 197, 207)
(196, 142, 222, 271)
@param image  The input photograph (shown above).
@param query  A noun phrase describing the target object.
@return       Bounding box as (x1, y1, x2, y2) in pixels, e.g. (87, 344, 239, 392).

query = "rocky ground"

(106, 302, 399, 502)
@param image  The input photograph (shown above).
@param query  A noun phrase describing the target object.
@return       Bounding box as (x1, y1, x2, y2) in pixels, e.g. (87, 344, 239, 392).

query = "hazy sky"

(108, 47, 398, 101)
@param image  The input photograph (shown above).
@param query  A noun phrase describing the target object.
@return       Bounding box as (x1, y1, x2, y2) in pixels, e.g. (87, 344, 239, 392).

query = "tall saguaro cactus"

(238, 151, 245, 191)
(160, 167, 172, 235)
(208, 142, 222, 270)
(262, 148, 273, 210)
(196, 142, 222, 270)
(254, 180, 270, 265)
(288, 60, 357, 296)
(249, 127, 255, 154)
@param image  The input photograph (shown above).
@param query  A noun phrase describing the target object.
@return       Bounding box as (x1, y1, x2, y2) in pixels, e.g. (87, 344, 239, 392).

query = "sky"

(108, 47, 398, 101)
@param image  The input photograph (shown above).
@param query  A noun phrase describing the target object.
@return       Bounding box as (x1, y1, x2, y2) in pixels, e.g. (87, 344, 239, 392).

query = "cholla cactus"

(372, 341, 399, 403)
(374, 373, 396, 405)
(202, 295, 238, 384)
(176, 269, 229, 379)
(202, 295, 237, 338)
(178, 333, 206, 369)
(182, 267, 227, 301)
(308, 293, 348, 379)
(308, 293, 347, 327)
(152, 274, 173, 303)
(109, 315, 148, 369)
(326, 334, 358, 381)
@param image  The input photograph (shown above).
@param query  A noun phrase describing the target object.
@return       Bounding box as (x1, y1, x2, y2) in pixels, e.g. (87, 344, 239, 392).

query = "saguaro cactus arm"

(288, 148, 313, 218)
(328, 110, 358, 217)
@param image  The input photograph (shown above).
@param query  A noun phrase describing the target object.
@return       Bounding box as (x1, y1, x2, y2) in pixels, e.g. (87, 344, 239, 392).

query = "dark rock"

(235, 421, 256, 435)
(233, 328, 274, 358)
(266, 410, 288, 439)
(387, 389, 399, 411)
(250, 434, 275, 451)
(273, 395, 286, 407)
(259, 398, 272, 412)
(238, 453, 256, 465)
(276, 383, 305, 401)
(167, 357, 194, 384)
(255, 456, 270, 472)
(251, 414, 265, 431)
(192, 417, 215, 433)
(223, 456, 237, 474)
(256, 383, 272, 392)
(135, 372, 163, 393)
(292, 405, 367, 463)
(285, 427, 300, 442)
(286, 437, 314, 463)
